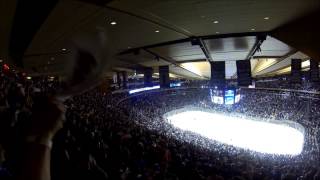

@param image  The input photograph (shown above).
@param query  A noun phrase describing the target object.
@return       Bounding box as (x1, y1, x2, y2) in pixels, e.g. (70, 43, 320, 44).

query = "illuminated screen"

(224, 97, 234, 105)
(213, 96, 224, 104)
(225, 90, 234, 96)
(224, 90, 234, 105)
(166, 110, 304, 155)
(210, 89, 225, 104)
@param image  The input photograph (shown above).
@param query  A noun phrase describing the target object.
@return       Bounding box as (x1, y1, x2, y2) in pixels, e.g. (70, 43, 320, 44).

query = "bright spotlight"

(165, 109, 304, 155)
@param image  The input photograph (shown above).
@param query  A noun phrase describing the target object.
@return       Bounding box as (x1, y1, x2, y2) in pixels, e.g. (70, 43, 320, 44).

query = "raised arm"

(19, 97, 65, 180)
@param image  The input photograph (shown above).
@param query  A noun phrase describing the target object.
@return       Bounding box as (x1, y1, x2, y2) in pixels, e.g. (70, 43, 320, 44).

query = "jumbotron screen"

(224, 90, 235, 105)
(210, 88, 240, 105)
(210, 89, 224, 104)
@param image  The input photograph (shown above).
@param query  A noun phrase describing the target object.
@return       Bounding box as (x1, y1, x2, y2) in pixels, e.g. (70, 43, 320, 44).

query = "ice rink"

(166, 110, 304, 155)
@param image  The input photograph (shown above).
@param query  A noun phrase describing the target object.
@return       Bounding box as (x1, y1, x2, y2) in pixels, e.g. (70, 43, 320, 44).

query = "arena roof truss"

(1, 0, 319, 79)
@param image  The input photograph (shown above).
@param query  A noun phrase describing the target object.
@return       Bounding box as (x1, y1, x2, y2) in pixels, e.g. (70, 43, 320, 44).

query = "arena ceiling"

(0, 0, 319, 79)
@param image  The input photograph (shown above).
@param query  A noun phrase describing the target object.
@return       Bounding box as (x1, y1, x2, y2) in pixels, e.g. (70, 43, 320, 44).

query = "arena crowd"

(1, 70, 320, 180)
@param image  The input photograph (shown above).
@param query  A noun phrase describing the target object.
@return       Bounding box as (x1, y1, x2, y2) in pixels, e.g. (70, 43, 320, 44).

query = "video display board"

(210, 89, 224, 104)
(210, 88, 241, 105)
(224, 90, 235, 105)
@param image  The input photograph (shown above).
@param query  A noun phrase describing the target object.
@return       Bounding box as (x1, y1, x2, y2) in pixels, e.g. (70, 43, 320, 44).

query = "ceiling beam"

(197, 38, 213, 62)
(253, 56, 283, 59)
(254, 50, 298, 76)
(246, 35, 266, 60)
(173, 59, 207, 63)
(252, 58, 279, 76)
(118, 31, 269, 55)
(261, 57, 310, 77)
(200, 32, 268, 41)
(143, 48, 209, 79)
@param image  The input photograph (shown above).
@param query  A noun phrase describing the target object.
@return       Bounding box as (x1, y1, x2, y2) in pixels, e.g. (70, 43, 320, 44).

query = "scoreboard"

(210, 88, 241, 105)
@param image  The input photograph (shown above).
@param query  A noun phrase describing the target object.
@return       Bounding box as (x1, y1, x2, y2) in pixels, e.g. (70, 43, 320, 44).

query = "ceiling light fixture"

(110, 21, 117, 25)
(155, 30, 160, 33)
(216, 32, 220, 34)
(264, 17, 270, 20)
(61, 48, 66, 51)
(213, 20, 219, 24)
(251, 28, 255, 31)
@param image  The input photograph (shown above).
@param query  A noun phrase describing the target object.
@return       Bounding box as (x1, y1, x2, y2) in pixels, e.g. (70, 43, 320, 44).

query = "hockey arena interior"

(1, 0, 320, 179)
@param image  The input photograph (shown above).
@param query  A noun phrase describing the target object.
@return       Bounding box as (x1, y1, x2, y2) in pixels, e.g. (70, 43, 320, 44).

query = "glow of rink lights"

(170, 83, 181, 87)
(129, 85, 160, 94)
(167, 111, 304, 155)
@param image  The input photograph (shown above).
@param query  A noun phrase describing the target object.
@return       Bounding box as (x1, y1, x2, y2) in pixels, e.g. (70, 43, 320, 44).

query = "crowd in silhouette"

(1, 71, 320, 180)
